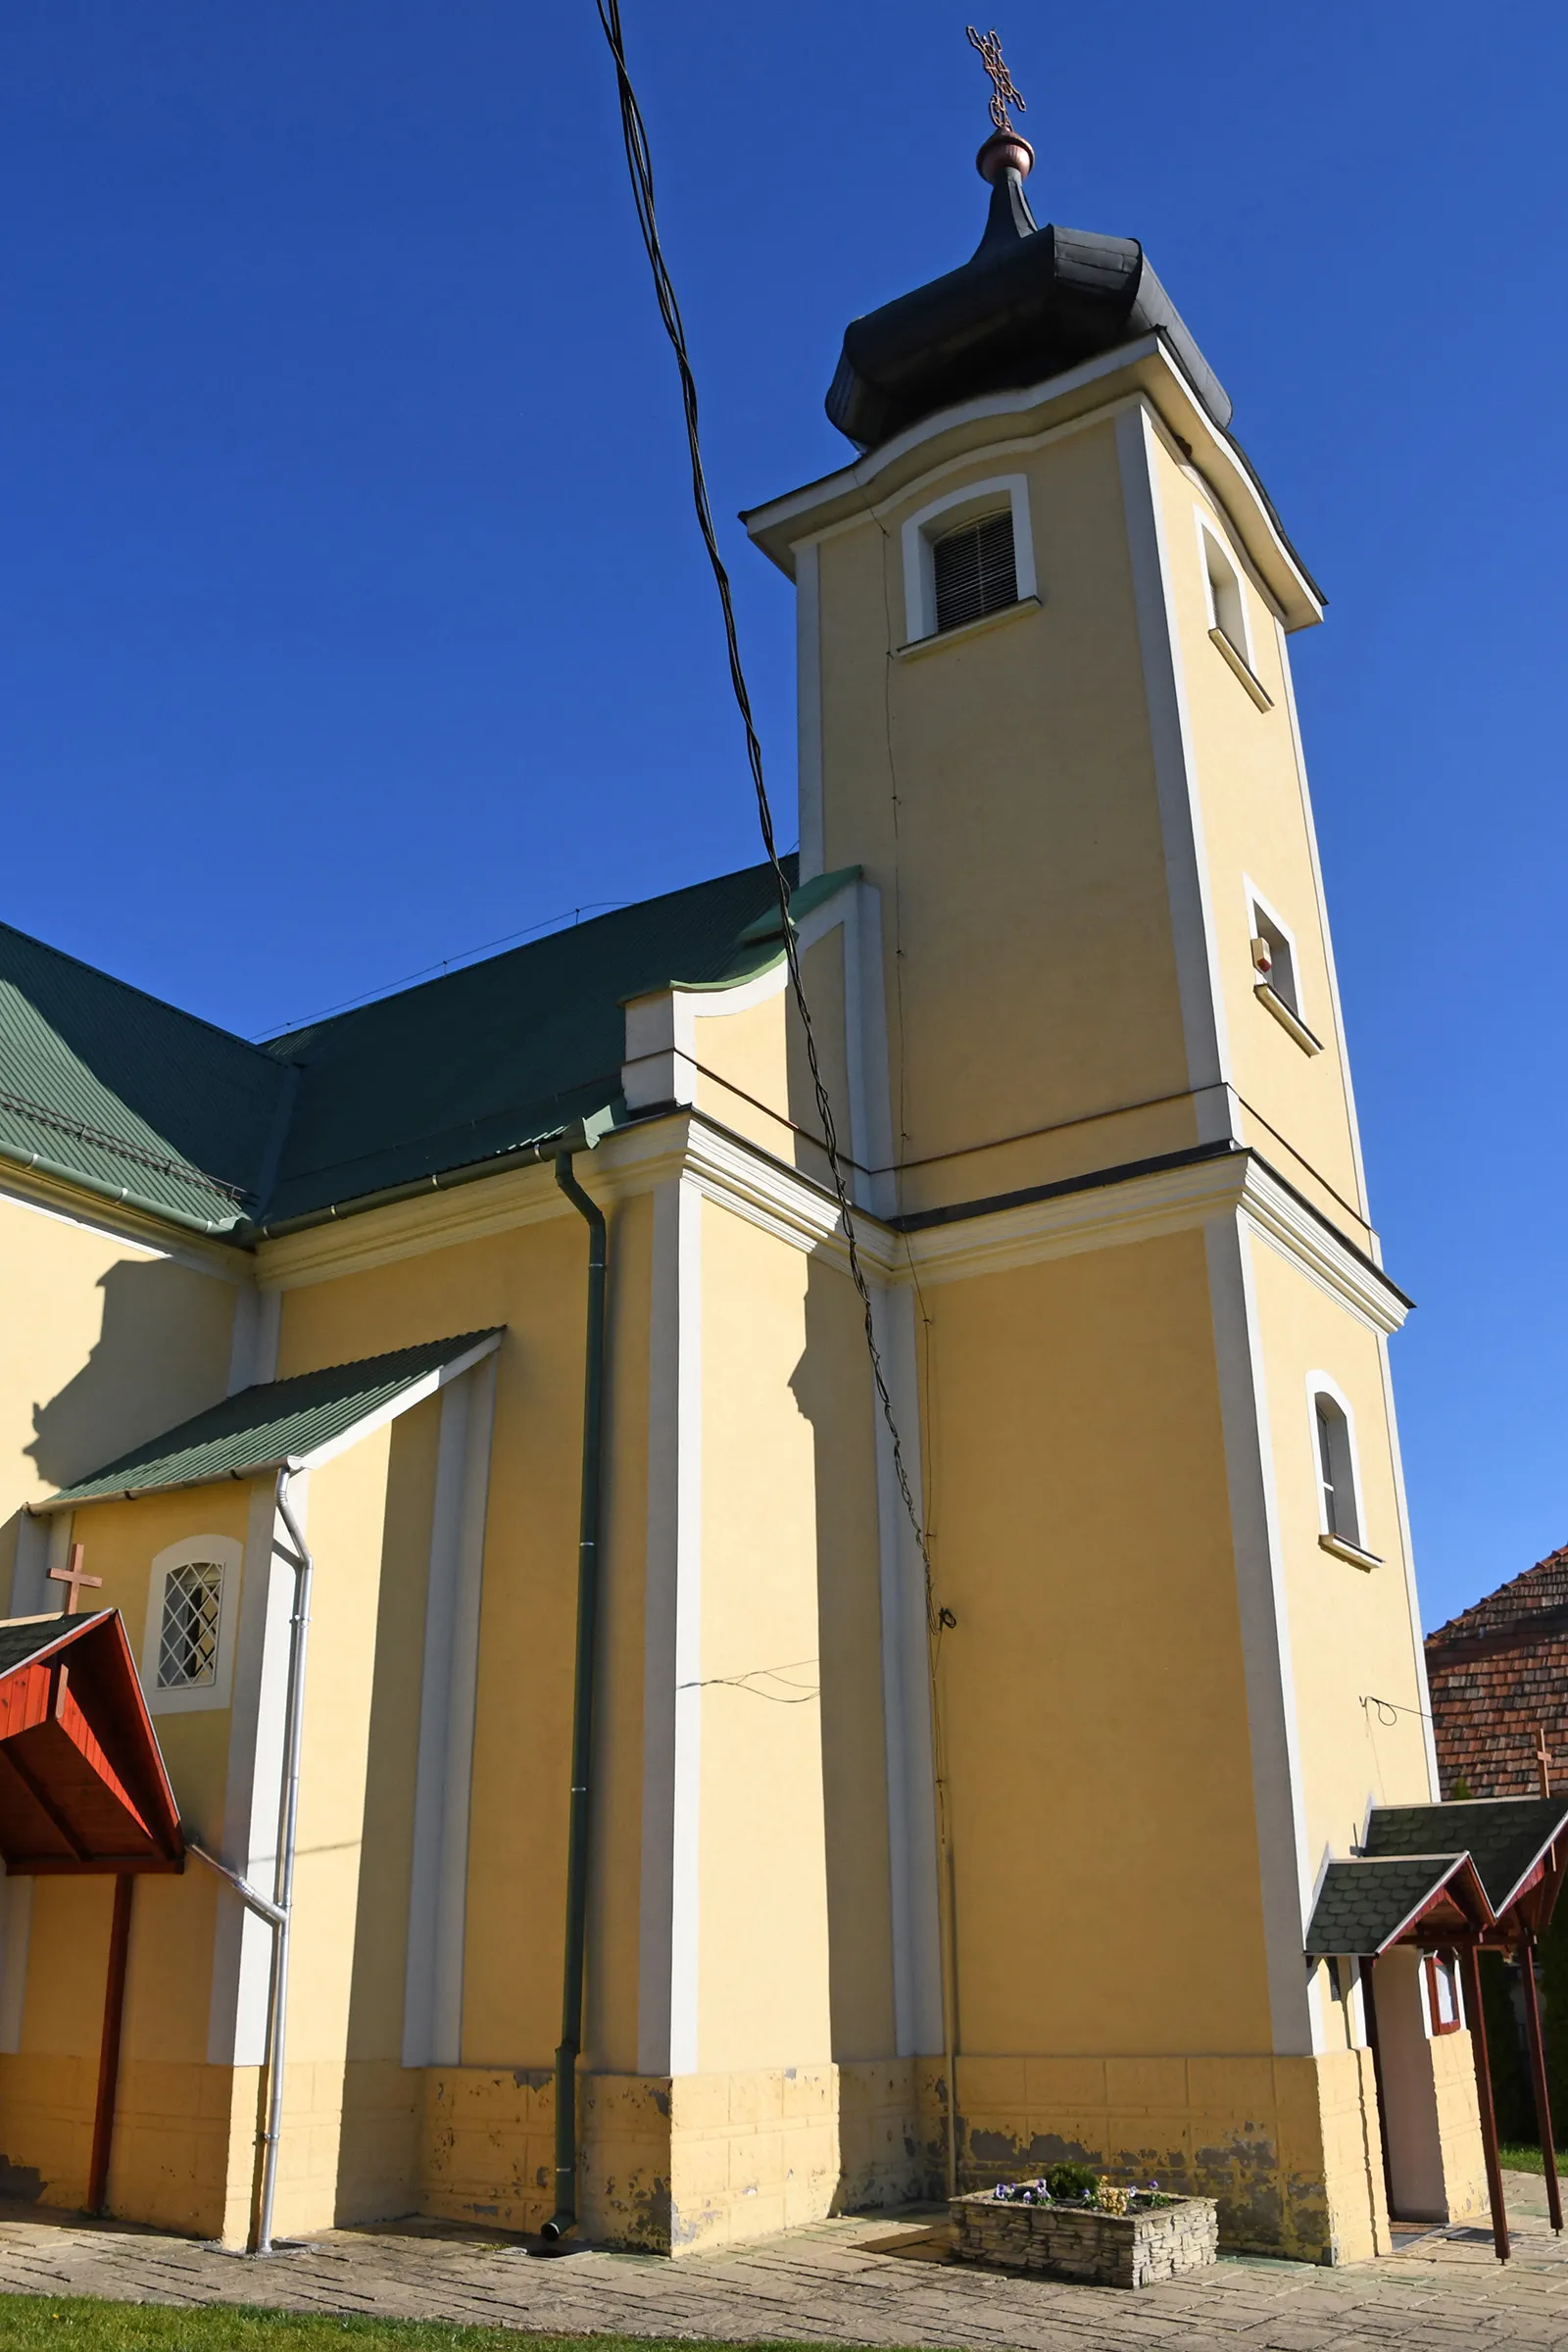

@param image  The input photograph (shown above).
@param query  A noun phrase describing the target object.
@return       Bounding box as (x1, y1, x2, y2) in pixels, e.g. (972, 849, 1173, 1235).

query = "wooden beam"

(86, 1875, 134, 2217)
(1357, 1958, 1396, 2222)
(1518, 1933, 1563, 2234)
(1460, 1938, 1510, 2262)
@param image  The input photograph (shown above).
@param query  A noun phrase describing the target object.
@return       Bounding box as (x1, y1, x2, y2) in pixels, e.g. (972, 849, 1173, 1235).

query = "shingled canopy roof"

(1304, 1795, 1568, 1958)
(0, 1612, 181, 1874)
(0, 857, 858, 1243)
(34, 1331, 502, 1510)
(1304, 1853, 1488, 1959)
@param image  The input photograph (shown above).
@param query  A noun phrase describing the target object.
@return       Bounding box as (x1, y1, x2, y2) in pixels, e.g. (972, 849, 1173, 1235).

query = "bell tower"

(744, 58, 1481, 2260)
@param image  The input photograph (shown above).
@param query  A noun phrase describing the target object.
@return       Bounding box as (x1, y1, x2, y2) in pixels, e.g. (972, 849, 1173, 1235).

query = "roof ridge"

(0, 916, 284, 1071)
(228, 1329, 503, 1399)
(1429, 1544, 1568, 1644)
(261, 857, 789, 1053)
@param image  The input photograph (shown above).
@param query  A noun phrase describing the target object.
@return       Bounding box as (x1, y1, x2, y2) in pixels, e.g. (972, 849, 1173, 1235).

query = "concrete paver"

(0, 2175, 1564, 2348)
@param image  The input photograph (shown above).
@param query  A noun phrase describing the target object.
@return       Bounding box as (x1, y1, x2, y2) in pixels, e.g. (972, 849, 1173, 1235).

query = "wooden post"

(1459, 1938, 1509, 2262)
(1357, 1958, 1396, 2221)
(1517, 1934, 1563, 2233)
(86, 1875, 134, 2217)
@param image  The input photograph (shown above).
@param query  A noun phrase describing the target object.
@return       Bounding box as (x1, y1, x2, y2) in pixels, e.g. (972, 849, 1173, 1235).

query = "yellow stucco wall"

(696, 1199, 832, 2078)
(926, 1227, 1274, 2054)
(264, 1180, 656, 2087)
(1248, 1236, 1432, 1862)
(1149, 432, 1368, 1240)
(0, 1182, 242, 1601)
(813, 419, 1201, 1215)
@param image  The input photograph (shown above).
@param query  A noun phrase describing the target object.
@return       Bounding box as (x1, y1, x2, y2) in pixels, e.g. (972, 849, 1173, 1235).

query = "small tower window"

(157, 1559, 224, 1689)
(1308, 1382, 1377, 1564)
(1201, 523, 1250, 662)
(1250, 903, 1299, 1018)
(932, 509, 1017, 634)
(1315, 1397, 1351, 1540)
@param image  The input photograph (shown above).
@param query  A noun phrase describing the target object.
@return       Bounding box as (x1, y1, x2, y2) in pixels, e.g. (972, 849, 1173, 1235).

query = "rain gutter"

(540, 1150, 609, 2242)
(0, 1135, 247, 1242)
(236, 1104, 621, 1245)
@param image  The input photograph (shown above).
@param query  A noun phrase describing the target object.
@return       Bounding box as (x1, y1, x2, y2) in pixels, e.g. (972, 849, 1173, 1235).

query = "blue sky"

(1, 3, 1563, 1630)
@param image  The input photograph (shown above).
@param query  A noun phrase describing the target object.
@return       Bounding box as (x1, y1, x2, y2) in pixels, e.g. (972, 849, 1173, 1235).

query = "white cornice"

(742, 339, 1322, 633)
(902, 1151, 1406, 1336)
(255, 1108, 1402, 1336)
(0, 1162, 249, 1282)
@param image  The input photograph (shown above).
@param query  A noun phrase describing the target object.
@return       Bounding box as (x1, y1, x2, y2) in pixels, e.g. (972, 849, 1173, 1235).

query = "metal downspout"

(540, 1152, 609, 2242)
(254, 1466, 316, 2256)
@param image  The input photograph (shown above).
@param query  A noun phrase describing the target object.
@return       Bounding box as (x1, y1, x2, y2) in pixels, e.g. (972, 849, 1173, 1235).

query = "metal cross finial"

(49, 1541, 103, 1617)
(965, 25, 1026, 134)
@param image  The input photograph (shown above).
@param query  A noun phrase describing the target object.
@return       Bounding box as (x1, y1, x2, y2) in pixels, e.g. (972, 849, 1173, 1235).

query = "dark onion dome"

(826, 130, 1231, 452)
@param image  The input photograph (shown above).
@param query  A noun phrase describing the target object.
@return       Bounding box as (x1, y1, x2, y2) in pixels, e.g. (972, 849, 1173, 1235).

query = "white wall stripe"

(1116, 403, 1236, 1146)
(637, 1175, 704, 2076)
(872, 1282, 943, 2055)
(403, 1356, 496, 2067)
(1205, 1213, 1314, 2056)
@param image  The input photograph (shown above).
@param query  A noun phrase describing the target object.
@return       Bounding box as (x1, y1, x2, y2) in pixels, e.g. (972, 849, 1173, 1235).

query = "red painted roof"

(1426, 1544, 1568, 1800)
(0, 1612, 183, 1872)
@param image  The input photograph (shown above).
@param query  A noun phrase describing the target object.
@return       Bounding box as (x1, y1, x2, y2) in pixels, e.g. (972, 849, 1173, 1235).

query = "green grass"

(0, 2308, 867, 2352)
(1498, 2144, 1568, 2178)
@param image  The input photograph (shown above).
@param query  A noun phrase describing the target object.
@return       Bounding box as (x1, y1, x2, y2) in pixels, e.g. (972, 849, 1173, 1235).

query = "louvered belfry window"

(932, 508, 1018, 634)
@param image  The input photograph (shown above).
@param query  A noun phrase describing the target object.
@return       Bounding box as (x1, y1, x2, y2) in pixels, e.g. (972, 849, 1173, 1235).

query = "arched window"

(1306, 1378, 1379, 1568)
(142, 1535, 241, 1711)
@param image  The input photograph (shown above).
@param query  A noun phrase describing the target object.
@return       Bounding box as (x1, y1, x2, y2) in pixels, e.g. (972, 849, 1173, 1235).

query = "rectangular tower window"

(1250, 905, 1299, 1017)
(1315, 1395, 1360, 1547)
(932, 510, 1017, 634)
(1203, 526, 1250, 660)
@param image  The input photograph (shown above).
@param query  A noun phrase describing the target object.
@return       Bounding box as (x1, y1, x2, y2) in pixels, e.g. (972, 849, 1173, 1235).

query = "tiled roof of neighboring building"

(1426, 1545, 1568, 1799)
(0, 858, 847, 1241)
(38, 1332, 501, 1507)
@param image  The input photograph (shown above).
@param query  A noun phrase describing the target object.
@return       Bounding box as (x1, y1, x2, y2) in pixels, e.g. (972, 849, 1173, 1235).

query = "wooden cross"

(1533, 1723, 1552, 1799)
(49, 1541, 103, 1617)
(965, 25, 1027, 133)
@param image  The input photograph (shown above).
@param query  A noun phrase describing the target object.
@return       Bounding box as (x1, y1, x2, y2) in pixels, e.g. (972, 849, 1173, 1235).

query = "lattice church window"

(157, 1559, 224, 1690)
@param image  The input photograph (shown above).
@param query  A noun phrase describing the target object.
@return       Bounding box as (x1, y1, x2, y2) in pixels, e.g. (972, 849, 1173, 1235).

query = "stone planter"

(950, 2186, 1218, 2289)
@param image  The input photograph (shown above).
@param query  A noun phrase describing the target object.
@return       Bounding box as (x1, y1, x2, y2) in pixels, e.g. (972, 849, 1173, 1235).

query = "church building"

(3, 83, 1562, 2266)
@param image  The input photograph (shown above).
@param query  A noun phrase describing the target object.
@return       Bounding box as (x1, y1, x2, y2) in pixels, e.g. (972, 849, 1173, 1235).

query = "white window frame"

(1196, 511, 1255, 667)
(901, 473, 1037, 645)
(1305, 1374, 1378, 1567)
(1244, 875, 1322, 1054)
(142, 1533, 242, 1714)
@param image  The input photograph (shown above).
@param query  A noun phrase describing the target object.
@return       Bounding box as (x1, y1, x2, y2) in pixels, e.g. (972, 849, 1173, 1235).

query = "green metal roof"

(1, 858, 859, 1241)
(1362, 1797, 1568, 1917)
(1304, 1855, 1473, 1958)
(39, 1332, 500, 1509)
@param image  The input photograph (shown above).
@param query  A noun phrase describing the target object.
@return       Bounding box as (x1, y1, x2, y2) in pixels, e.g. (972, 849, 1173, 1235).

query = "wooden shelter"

(1307, 1795, 1568, 2260)
(0, 1611, 183, 2211)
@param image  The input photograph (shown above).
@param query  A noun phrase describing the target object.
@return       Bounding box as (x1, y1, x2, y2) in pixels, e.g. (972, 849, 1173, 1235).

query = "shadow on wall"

(25, 1253, 236, 1494)
(792, 1260, 897, 2064)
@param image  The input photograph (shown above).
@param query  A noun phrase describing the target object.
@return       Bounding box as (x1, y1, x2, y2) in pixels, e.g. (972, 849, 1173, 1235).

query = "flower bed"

(951, 2169, 1218, 2290)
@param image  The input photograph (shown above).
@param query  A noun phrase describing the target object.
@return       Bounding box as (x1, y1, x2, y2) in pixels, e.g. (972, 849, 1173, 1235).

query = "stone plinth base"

(952, 2187, 1218, 2288)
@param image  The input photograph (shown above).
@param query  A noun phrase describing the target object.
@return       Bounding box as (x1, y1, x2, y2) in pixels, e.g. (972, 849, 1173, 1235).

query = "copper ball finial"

(976, 128, 1035, 184)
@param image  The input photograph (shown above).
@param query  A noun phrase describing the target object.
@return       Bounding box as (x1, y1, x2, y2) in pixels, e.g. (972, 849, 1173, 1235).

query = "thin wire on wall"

(590, 0, 934, 1617)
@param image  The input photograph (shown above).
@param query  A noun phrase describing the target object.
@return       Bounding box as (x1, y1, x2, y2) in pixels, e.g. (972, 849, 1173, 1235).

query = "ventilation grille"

(932, 509, 1018, 634)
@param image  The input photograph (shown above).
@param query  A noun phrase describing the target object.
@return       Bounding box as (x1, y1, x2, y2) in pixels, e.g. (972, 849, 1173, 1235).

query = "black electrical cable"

(593, 0, 935, 1614)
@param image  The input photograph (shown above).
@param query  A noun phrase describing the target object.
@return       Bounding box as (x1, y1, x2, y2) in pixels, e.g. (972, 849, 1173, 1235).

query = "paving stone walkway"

(1, 2174, 1565, 2348)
